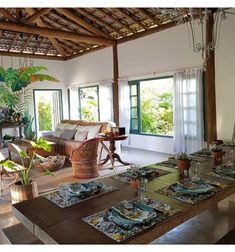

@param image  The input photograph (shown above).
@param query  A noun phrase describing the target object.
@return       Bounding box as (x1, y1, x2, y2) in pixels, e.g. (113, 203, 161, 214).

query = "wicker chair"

(70, 138, 100, 179)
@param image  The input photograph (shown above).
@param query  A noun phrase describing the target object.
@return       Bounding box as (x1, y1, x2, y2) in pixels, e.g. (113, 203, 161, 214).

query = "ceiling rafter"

(115, 8, 145, 30)
(95, 8, 135, 34)
(56, 8, 113, 39)
(8, 33, 19, 51)
(25, 8, 51, 24)
(25, 8, 67, 57)
(0, 8, 17, 22)
(77, 8, 122, 37)
(135, 8, 160, 25)
(21, 34, 33, 52)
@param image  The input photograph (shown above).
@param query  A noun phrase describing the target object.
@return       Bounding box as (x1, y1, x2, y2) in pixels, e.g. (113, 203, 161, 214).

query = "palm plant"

(2, 138, 52, 185)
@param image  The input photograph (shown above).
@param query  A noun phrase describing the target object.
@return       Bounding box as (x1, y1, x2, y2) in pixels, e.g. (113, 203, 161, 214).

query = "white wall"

(215, 13, 235, 141)
(0, 56, 67, 136)
(65, 22, 203, 154)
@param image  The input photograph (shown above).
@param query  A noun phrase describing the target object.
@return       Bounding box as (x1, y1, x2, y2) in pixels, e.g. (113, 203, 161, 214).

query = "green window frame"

(129, 76, 174, 138)
(78, 85, 100, 121)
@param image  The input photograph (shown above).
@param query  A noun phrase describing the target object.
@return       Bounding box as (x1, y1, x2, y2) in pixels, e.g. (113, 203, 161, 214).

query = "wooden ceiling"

(0, 8, 195, 61)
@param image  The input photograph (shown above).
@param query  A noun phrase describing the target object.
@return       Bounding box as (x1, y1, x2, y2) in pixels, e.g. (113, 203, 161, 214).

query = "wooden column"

(113, 42, 119, 126)
(205, 11, 217, 144)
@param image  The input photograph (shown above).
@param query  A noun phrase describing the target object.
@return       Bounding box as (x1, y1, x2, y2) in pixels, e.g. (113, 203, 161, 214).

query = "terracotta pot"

(212, 150, 223, 165)
(130, 179, 139, 194)
(11, 181, 38, 204)
(177, 159, 191, 170)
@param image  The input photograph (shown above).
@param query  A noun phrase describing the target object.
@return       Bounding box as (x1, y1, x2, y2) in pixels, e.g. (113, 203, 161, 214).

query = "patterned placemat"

(156, 179, 226, 204)
(112, 166, 171, 183)
(156, 159, 177, 169)
(43, 181, 119, 208)
(191, 149, 212, 158)
(207, 163, 235, 181)
(83, 198, 181, 243)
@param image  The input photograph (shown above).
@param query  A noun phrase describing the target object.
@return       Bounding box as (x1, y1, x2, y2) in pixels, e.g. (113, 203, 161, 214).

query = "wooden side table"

(98, 135, 130, 168)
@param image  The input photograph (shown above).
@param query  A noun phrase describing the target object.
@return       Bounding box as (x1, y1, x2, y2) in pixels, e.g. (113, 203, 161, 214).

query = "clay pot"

(130, 179, 139, 194)
(11, 181, 38, 204)
(212, 150, 223, 165)
(177, 159, 191, 170)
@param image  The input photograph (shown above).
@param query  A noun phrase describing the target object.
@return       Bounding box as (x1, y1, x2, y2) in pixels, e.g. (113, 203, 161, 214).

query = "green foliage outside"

(140, 87, 173, 136)
(80, 87, 99, 122)
(38, 101, 52, 131)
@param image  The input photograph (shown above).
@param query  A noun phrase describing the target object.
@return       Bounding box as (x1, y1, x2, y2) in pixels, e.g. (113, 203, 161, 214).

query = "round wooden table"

(98, 135, 130, 168)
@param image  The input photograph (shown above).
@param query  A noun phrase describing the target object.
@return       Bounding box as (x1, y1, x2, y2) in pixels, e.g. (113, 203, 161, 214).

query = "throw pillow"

(64, 123, 78, 130)
(61, 129, 76, 140)
(74, 130, 88, 141)
(53, 129, 63, 138)
(87, 125, 101, 139)
(55, 122, 68, 131)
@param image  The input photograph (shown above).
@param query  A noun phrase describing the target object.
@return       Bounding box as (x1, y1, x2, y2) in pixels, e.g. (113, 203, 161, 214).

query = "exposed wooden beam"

(205, 12, 217, 144)
(8, 33, 19, 51)
(77, 8, 122, 37)
(0, 9, 17, 22)
(135, 8, 160, 25)
(96, 8, 135, 34)
(16, 8, 22, 22)
(113, 42, 119, 125)
(25, 8, 51, 24)
(0, 50, 64, 60)
(0, 21, 115, 46)
(21, 34, 33, 52)
(117, 21, 176, 44)
(25, 8, 67, 57)
(115, 8, 145, 29)
(0, 30, 3, 38)
(56, 8, 112, 39)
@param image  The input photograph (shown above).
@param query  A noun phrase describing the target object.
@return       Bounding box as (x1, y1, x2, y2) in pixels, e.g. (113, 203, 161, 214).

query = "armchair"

(70, 138, 100, 179)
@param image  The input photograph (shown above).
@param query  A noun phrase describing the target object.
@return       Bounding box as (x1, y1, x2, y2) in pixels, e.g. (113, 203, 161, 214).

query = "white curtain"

(52, 91, 61, 129)
(173, 68, 204, 154)
(69, 86, 79, 120)
(98, 80, 114, 122)
(119, 78, 130, 146)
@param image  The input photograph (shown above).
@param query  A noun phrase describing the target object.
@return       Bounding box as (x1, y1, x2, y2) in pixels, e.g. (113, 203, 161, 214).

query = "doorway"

(33, 89, 63, 137)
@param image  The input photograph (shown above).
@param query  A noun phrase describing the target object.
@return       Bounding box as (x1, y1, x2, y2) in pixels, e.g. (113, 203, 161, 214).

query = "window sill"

(130, 132, 173, 138)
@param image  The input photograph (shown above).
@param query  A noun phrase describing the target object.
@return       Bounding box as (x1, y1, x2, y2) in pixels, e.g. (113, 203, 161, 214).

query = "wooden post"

(113, 43, 119, 126)
(205, 11, 217, 144)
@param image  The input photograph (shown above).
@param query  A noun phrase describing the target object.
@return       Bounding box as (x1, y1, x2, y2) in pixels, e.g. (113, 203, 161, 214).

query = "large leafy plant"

(2, 138, 53, 185)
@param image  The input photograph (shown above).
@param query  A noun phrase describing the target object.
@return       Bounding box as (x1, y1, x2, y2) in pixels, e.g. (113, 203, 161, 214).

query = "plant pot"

(212, 150, 223, 165)
(177, 159, 191, 170)
(130, 179, 139, 194)
(11, 181, 38, 204)
(71, 160, 99, 179)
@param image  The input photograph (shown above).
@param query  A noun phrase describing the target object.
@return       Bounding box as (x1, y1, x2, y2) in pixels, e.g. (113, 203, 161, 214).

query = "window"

(129, 76, 174, 137)
(78, 86, 99, 121)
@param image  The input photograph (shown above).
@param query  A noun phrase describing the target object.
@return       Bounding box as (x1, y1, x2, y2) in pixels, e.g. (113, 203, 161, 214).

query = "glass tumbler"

(191, 161, 200, 181)
(138, 178, 148, 202)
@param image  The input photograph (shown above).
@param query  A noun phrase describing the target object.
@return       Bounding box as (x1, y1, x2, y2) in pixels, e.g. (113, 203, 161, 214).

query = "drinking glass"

(225, 149, 234, 166)
(191, 161, 200, 181)
(138, 178, 148, 202)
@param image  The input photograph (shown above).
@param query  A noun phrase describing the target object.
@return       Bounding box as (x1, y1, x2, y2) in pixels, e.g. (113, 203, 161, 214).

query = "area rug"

(43, 181, 119, 208)
(112, 165, 171, 183)
(83, 198, 181, 243)
(155, 179, 226, 205)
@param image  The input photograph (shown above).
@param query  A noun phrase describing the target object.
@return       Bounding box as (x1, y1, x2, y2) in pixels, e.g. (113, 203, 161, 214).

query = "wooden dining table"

(12, 157, 235, 244)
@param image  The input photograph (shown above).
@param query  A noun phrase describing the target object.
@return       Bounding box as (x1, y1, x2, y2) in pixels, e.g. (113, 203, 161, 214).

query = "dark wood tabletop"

(12, 158, 235, 244)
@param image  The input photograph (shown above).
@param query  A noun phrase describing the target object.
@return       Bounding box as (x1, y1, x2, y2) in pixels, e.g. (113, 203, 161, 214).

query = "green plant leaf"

(30, 138, 52, 152)
(43, 169, 55, 176)
(11, 143, 29, 158)
(2, 160, 23, 171)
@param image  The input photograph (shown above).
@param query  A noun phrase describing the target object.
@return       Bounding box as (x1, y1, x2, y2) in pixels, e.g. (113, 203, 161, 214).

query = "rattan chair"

(70, 138, 100, 179)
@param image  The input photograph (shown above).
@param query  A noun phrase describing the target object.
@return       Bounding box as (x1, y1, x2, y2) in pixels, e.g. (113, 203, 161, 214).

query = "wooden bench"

(0, 224, 43, 244)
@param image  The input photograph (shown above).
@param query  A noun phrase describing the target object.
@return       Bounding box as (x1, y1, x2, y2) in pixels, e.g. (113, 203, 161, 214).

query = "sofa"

(42, 119, 114, 158)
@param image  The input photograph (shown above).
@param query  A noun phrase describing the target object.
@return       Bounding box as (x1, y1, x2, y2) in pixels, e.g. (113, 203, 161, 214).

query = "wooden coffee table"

(8, 139, 56, 161)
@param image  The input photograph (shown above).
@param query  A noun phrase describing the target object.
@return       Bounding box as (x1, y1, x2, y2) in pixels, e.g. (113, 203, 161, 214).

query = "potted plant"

(211, 146, 224, 165)
(176, 153, 191, 178)
(2, 138, 53, 204)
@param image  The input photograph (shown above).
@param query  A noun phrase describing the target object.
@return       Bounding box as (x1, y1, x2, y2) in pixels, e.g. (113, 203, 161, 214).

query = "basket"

(33, 155, 66, 172)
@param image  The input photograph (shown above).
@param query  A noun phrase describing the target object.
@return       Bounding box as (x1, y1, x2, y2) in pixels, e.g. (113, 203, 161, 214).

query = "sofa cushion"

(61, 129, 76, 140)
(55, 122, 68, 131)
(74, 130, 88, 141)
(76, 125, 101, 139)
(53, 129, 63, 138)
(64, 123, 78, 130)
